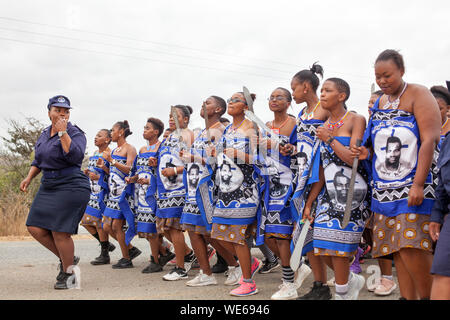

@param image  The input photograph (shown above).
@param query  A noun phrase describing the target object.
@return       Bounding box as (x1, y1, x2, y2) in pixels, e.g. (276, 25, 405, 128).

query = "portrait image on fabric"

(88, 158, 103, 194)
(217, 155, 243, 194)
(187, 163, 201, 196)
(264, 156, 291, 199)
(137, 173, 151, 206)
(314, 141, 371, 231)
(216, 153, 258, 207)
(374, 126, 417, 181)
(324, 163, 367, 212)
(109, 169, 126, 198)
(159, 153, 184, 190)
(297, 144, 312, 177)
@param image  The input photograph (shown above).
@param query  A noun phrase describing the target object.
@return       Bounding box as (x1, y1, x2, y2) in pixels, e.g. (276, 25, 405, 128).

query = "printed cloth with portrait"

(363, 99, 438, 257)
(181, 132, 216, 235)
(155, 133, 187, 230)
(312, 137, 371, 257)
(259, 129, 295, 241)
(80, 153, 110, 227)
(211, 126, 262, 245)
(289, 115, 324, 255)
(102, 150, 136, 244)
(133, 150, 158, 238)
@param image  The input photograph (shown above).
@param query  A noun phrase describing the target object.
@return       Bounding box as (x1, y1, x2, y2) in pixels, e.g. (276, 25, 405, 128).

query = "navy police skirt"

(431, 214, 450, 277)
(26, 168, 90, 234)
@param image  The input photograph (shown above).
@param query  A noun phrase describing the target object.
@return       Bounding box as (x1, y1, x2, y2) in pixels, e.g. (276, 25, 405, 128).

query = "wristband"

(326, 136, 335, 145)
(173, 167, 177, 175)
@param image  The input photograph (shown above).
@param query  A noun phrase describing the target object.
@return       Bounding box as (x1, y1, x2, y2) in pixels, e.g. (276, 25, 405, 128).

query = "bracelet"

(173, 167, 177, 175)
(326, 136, 335, 145)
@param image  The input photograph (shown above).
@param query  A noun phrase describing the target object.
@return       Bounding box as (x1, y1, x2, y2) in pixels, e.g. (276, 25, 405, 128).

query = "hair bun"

(310, 62, 324, 78)
(186, 105, 193, 115)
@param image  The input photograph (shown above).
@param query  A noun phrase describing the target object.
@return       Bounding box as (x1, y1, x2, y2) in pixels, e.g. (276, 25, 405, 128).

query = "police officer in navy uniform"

(20, 95, 90, 289)
(430, 128, 450, 299)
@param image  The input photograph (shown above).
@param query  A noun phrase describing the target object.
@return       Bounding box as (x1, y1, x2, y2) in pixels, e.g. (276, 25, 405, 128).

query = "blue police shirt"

(430, 131, 450, 224)
(31, 122, 87, 171)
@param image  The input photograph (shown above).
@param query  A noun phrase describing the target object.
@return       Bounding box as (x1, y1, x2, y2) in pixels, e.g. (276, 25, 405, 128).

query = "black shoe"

(211, 254, 228, 274)
(108, 242, 116, 252)
(297, 281, 332, 300)
(91, 254, 110, 265)
(112, 258, 133, 269)
(258, 259, 280, 274)
(129, 247, 142, 260)
(91, 242, 111, 265)
(142, 257, 163, 273)
(57, 256, 80, 281)
(158, 251, 175, 267)
(54, 271, 76, 290)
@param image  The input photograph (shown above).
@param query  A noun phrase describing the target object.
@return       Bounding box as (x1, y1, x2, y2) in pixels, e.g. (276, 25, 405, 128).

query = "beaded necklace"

(300, 101, 320, 121)
(146, 141, 159, 151)
(326, 111, 349, 131)
(382, 82, 408, 110)
(271, 116, 290, 135)
(442, 118, 449, 130)
(230, 118, 247, 132)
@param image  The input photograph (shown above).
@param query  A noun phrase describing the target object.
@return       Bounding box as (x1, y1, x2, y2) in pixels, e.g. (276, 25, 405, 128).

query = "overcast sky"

(0, 0, 449, 154)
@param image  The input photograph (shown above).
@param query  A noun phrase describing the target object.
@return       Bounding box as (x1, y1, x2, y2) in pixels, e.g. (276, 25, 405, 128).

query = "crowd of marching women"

(21, 49, 450, 300)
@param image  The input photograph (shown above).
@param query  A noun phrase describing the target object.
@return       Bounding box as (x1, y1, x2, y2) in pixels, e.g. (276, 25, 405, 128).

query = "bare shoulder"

(284, 117, 297, 131)
(126, 143, 137, 153)
(139, 145, 148, 153)
(348, 111, 366, 124)
(407, 83, 429, 93)
(315, 105, 330, 121)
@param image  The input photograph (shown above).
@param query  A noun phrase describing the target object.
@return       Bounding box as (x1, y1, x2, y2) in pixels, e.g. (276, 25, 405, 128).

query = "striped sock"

(258, 244, 277, 263)
(282, 265, 295, 283)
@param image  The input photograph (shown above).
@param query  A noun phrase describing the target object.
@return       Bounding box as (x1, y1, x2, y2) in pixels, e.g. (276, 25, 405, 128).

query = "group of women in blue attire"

(21, 49, 450, 300)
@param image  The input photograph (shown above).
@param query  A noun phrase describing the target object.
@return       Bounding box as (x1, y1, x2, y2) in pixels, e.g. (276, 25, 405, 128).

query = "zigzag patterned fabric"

(180, 133, 215, 230)
(155, 134, 187, 219)
(289, 110, 324, 255)
(102, 150, 136, 244)
(84, 154, 109, 219)
(312, 136, 371, 255)
(258, 129, 295, 240)
(134, 150, 158, 235)
(364, 98, 438, 216)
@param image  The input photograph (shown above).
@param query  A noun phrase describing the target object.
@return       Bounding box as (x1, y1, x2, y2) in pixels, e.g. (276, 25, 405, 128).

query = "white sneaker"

(367, 277, 380, 292)
(327, 277, 336, 287)
(162, 267, 188, 281)
(335, 272, 365, 300)
(374, 277, 397, 296)
(271, 281, 298, 300)
(294, 263, 312, 289)
(186, 270, 218, 287)
(224, 265, 242, 286)
(184, 252, 197, 273)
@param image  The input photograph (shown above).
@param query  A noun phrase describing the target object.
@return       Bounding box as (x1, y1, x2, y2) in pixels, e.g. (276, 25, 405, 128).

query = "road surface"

(0, 234, 400, 301)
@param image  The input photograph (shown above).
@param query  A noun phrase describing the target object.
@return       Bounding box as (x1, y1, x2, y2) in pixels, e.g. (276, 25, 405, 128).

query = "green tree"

(0, 117, 45, 193)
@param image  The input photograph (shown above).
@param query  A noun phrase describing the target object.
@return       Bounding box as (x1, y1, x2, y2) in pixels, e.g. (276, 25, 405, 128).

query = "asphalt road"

(0, 235, 400, 301)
